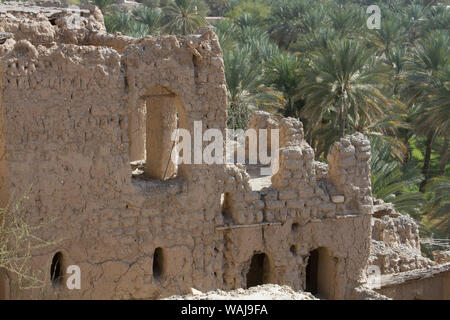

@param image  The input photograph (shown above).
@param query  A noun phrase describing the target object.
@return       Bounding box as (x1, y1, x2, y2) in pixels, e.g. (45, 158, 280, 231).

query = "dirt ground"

(166, 284, 318, 300)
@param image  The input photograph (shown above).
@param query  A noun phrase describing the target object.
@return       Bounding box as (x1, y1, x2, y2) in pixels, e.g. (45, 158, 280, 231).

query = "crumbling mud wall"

(0, 3, 433, 300)
(368, 201, 435, 275)
(221, 118, 373, 299)
(375, 263, 450, 300)
(242, 112, 438, 299)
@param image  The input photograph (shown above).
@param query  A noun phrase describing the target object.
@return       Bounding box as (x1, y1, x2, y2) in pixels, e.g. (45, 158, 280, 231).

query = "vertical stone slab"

(144, 88, 177, 180)
(128, 99, 146, 162)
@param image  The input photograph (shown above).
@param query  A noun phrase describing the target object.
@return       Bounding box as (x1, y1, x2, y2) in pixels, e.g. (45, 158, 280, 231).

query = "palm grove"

(72, 0, 450, 241)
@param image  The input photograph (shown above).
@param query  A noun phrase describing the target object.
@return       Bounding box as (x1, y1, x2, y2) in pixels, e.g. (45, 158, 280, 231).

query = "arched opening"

(153, 247, 165, 281)
(221, 192, 233, 223)
(246, 253, 270, 288)
(50, 252, 64, 286)
(305, 247, 336, 299)
(129, 86, 186, 181)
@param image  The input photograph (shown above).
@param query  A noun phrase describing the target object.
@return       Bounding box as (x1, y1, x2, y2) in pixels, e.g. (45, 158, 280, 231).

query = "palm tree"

(400, 3, 427, 44)
(386, 46, 410, 96)
(233, 13, 261, 29)
(371, 140, 425, 219)
(327, 5, 366, 39)
(267, 0, 310, 49)
(371, 14, 408, 57)
(419, 67, 449, 176)
(214, 19, 239, 50)
(234, 26, 269, 47)
(264, 52, 303, 117)
(422, 4, 450, 34)
(407, 30, 449, 190)
(104, 12, 149, 38)
(162, 0, 208, 35)
(414, 66, 450, 142)
(424, 176, 450, 237)
(205, 0, 231, 16)
(299, 39, 392, 141)
(224, 46, 270, 129)
(291, 28, 337, 55)
(133, 7, 163, 35)
(104, 11, 134, 34)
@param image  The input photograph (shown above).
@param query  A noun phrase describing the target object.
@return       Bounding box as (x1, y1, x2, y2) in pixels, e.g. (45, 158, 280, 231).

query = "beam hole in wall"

(50, 252, 64, 286)
(221, 193, 233, 223)
(290, 245, 297, 256)
(153, 247, 165, 281)
(246, 253, 270, 288)
(130, 86, 186, 181)
(291, 223, 299, 234)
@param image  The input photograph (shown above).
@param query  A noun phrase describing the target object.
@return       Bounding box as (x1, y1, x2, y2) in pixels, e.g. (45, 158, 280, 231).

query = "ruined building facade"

(0, 4, 448, 300)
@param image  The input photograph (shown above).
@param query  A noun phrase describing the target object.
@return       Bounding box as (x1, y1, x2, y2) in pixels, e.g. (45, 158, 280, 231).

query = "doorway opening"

(305, 247, 336, 299)
(246, 253, 270, 288)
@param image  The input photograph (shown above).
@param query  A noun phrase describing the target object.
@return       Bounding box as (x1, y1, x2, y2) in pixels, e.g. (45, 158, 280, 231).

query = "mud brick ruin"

(0, 3, 448, 299)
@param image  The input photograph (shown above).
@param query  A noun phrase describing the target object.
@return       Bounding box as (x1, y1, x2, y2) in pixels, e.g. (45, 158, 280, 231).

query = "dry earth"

(166, 284, 318, 300)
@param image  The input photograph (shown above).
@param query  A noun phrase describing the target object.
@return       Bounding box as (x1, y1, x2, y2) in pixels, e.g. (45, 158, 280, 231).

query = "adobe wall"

(0, 4, 377, 300)
(0, 31, 231, 299)
(369, 202, 435, 274)
(375, 263, 450, 300)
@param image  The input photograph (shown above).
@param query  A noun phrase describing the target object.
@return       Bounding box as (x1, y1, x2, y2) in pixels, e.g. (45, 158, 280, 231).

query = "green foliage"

(370, 13, 408, 56)
(162, 0, 208, 35)
(205, 0, 232, 16)
(267, 0, 329, 49)
(226, 0, 271, 26)
(105, 12, 149, 38)
(264, 52, 303, 117)
(424, 176, 450, 237)
(327, 4, 366, 38)
(224, 46, 264, 129)
(371, 140, 425, 218)
(132, 7, 163, 35)
(409, 30, 449, 137)
(0, 194, 57, 290)
(299, 39, 391, 147)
